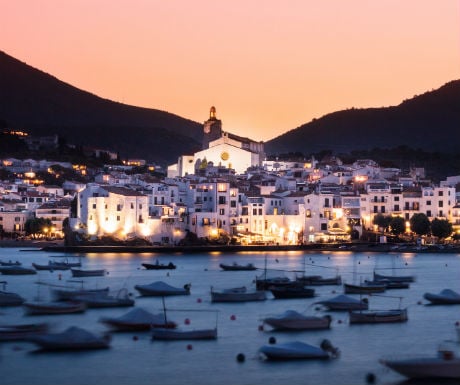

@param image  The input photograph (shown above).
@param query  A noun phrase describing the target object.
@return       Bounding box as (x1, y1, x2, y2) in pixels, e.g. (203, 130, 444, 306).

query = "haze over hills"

(0, 51, 203, 165)
(1, 50, 459, 168)
(265, 80, 460, 156)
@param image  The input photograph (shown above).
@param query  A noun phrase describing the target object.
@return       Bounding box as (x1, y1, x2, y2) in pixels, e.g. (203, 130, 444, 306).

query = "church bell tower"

(202, 106, 222, 149)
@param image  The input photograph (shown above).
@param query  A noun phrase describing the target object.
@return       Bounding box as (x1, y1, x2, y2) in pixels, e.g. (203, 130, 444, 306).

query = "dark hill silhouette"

(0, 51, 202, 164)
(265, 80, 460, 155)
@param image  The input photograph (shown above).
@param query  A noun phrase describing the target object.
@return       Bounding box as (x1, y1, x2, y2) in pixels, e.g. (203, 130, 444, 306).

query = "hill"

(0, 51, 203, 165)
(265, 80, 460, 156)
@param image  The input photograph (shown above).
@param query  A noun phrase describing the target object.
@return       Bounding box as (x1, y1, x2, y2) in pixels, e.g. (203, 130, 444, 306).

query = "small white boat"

(349, 308, 408, 324)
(259, 340, 338, 360)
(23, 300, 87, 315)
(380, 341, 460, 379)
(99, 307, 177, 331)
(29, 326, 111, 351)
(75, 288, 135, 308)
(151, 327, 217, 340)
(314, 294, 369, 311)
(134, 281, 191, 296)
(71, 268, 106, 277)
(424, 289, 460, 305)
(263, 311, 332, 331)
(373, 271, 415, 283)
(210, 286, 266, 302)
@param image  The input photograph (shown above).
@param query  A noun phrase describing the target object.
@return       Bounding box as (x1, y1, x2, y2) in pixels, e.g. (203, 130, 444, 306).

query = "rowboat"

(210, 286, 266, 302)
(262, 311, 332, 331)
(134, 281, 191, 296)
(219, 263, 257, 271)
(71, 268, 106, 277)
(23, 300, 87, 315)
(349, 308, 408, 324)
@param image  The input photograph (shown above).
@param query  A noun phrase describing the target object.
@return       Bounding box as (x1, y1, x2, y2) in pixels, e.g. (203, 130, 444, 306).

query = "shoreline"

(2, 239, 459, 254)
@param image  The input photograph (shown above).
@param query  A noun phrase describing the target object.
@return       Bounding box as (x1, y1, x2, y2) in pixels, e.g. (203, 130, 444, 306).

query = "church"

(168, 107, 265, 176)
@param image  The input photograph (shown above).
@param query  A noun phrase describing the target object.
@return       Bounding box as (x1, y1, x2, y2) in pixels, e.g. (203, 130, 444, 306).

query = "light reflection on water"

(1, 248, 459, 385)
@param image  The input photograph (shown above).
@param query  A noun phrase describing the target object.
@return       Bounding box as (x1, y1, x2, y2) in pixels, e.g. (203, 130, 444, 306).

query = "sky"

(3, 1, 460, 141)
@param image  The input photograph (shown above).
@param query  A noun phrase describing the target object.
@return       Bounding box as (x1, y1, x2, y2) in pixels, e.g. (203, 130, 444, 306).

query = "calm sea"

(1, 247, 459, 385)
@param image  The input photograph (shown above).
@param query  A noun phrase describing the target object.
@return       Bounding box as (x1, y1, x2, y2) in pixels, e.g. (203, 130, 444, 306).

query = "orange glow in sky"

(3, 0, 460, 141)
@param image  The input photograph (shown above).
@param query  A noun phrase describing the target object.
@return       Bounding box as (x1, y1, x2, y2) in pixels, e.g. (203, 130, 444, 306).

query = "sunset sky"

(3, 1, 459, 141)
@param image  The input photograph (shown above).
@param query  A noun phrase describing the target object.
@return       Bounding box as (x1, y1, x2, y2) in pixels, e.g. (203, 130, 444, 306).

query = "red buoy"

(187, 344, 193, 350)
(197, 298, 202, 303)
(230, 315, 236, 321)
(258, 325, 264, 331)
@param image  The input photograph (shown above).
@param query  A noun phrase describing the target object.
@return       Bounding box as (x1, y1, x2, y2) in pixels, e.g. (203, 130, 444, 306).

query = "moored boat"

(32, 262, 71, 271)
(29, 326, 111, 351)
(52, 286, 110, 301)
(343, 282, 386, 294)
(262, 311, 332, 331)
(380, 341, 460, 379)
(0, 323, 49, 342)
(0, 260, 21, 266)
(0, 266, 37, 275)
(23, 300, 87, 315)
(142, 261, 176, 270)
(71, 268, 106, 277)
(373, 270, 415, 283)
(270, 285, 315, 299)
(134, 281, 191, 296)
(295, 274, 342, 286)
(210, 286, 266, 302)
(151, 327, 217, 340)
(259, 340, 339, 360)
(314, 294, 369, 311)
(74, 288, 135, 308)
(424, 289, 460, 305)
(99, 307, 177, 331)
(219, 263, 257, 271)
(349, 308, 408, 324)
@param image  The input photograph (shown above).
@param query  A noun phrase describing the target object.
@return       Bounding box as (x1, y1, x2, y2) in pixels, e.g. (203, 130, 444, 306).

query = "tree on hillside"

(430, 218, 453, 240)
(410, 213, 431, 236)
(389, 216, 406, 236)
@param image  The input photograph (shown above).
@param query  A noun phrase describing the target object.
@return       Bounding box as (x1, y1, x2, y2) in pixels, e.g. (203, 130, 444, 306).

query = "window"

(394, 205, 400, 211)
(438, 191, 444, 196)
(426, 200, 431, 206)
(105, 204, 108, 209)
(394, 196, 400, 201)
(131, 203, 134, 209)
(92, 203, 96, 209)
(117, 204, 122, 211)
(154, 197, 157, 205)
(139, 204, 143, 209)
(219, 208, 225, 215)
(230, 200, 236, 208)
(320, 223, 327, 231)
(218, 196, 226, 205)
(117, 216, 120, 221)
(373, 206, 378, 213)
(381, 206, 385, 213)
(37, 198, 42, 203)
(258, 209, 263, 215)
(439, 201, 443, 208)
(426, 210, 432, 217)
(138, 215, 144, 223)
(253, 208, 257, 215)
(14, 217, 20, 222)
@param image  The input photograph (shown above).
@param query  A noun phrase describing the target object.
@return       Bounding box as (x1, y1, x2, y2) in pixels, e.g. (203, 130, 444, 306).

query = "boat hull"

(270, 287, 315, 299)
(263, 315, 332, 331)
(349, 309, 408, 324)
(211, 290, 266, 302)
(152, 328, 217, 340)
(344, 283, 386, 294)
(23, 301, 87, 315)
(382, 357, 460, 379)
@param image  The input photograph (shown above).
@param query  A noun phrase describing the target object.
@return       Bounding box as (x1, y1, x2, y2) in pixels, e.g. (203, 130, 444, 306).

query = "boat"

(0, 266, 37, 275)
(219, 263, 257, 271)
(0, 281, 25, 306)
(74, 288, 135, 308)
(314, 294, 369, 311)
(295, 274, 342, 286)
(255, 276, 293, 290)
(151, 327, 217, 340)
(262, 310, 332, 331)
(424, 289, 460, 305)
(32, 262, 71, 271)
(349, 308, 408, 324)
(71, 268, 106, 277)
(343, 281, 386, 294)
(380, 341, 460, 379)
(259, 340, 339, 360)
(99, 307, 177, 331)
(134, 281, 191, 296)
(365, 279, 410, 290)
(210, 286, 266, 302)
(23, 300, 87, 315)
(0, 323, 49, 342)
(270, 285, 315, 299)
(0, 260, 21, 266)
(29, 326, 111, 351)
(373, 270, 415, 283)
(151, 297, 218, 340)
(52, 286, 110, 301)
(49, 258, 82, 268)
(142, 261, 176, 270)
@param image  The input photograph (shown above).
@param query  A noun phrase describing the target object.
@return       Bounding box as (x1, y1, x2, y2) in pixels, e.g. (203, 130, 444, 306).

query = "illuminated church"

(169, 107, 265, 176)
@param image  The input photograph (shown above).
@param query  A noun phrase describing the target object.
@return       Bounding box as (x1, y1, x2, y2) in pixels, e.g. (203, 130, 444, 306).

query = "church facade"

(168, 107, 265, 177)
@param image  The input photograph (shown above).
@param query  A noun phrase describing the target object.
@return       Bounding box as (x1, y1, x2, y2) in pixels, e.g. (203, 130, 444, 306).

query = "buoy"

(236, 353, 245, 363)
(365, 372, 376, 384)
(268, 336, 276, 344)
(338, 319, 342, 324)
(230, 314, 236, 321)
(417, 301, 422, 305)
(106, 271, 109, 275)
(455, 321, 459, 326)
(258, 325, 264, 331)
(186, 344, 193, 350)
(331, 290, 336, 294)
(58, 274, 62, 281)
(184, 318, 191, 325)
(132, 336, 138, 341)
(197, 298, 202, 303)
